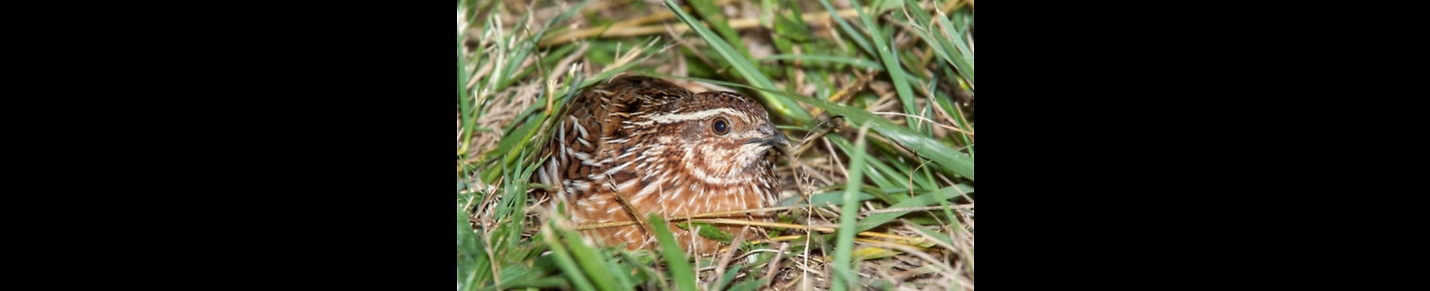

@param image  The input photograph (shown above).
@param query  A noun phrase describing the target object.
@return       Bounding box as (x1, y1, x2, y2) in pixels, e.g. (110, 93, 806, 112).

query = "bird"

(535, 75, 790, 256)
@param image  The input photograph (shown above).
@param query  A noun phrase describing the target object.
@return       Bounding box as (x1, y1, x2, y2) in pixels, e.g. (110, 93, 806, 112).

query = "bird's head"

(636, 91, 789, 186)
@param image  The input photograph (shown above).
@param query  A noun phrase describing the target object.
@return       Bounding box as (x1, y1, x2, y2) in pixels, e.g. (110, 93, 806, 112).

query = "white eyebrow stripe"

(646, 108, 741, 124)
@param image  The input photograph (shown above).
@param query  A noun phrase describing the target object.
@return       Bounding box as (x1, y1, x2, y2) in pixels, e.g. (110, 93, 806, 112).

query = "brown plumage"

(536, 75, 789, 256)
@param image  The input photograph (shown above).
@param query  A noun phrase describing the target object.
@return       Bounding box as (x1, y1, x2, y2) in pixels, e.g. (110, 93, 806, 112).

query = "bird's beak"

(771, 127, 791, 149)
(751, 122, 792, 154)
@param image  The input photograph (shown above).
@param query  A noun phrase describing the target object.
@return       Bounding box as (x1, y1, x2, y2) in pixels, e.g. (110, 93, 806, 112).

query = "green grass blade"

(711, 264, 743, 291)
(542, 226, 598, 291)
(648, 215, 698, 291)
(457, 32, 475, 157)
(831, 127, 871, 291)
(938, 7, 975, 86)
(498, 155, 541, 262)
(559, 228, 621, 291)
(456, 204, 475, 290)
(601, 251, 638, 290)
(457, 200, 490, 291)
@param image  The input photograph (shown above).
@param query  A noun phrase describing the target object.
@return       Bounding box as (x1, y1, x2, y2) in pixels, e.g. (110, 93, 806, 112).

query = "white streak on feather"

(631, 108, 742, 126)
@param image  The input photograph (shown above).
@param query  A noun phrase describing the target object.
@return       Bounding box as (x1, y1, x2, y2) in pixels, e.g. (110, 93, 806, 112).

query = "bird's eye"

(712, 117, 730, 135)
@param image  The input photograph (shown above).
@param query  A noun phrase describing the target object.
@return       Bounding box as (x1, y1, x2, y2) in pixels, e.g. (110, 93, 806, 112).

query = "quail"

(536, 75, 790, 255)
